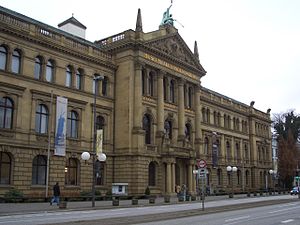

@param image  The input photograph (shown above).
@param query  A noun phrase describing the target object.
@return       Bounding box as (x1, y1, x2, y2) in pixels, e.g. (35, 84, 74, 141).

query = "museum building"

(0, 5, 273, 197)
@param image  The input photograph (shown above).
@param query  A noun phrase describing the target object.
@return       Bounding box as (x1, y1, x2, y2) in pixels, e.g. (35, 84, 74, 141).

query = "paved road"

(0, 195, 297, 225)
(138, 201, 300, 225)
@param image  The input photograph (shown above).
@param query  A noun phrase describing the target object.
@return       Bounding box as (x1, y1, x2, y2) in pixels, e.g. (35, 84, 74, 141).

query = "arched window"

(143, 114, 151, 144)
(32, 155, 47, 185)
(0, 97, 14, 129)
(65, 66, 72, 87)
(185, 123, 191, 141)
(204, 137, 209, 154)
(245, 170, 249, 185)
(148, 72, 154, 96)
(46, 60, 54, 82)
(95, 160, 105, 185)
(235, 142, 240, 159)
(96, 115, 105, 130)
(170, 80, 175, 103)
(217, 169, 222, 185)
(224, 114, 227, 128)
(102, 76, 108, 96)
(164, 120, 172, 139)
(35, 104, 48, 134)
(202, 108, 206, 122)
(0, 152, 11, 184)
(11, 49, 21, 74)
(67, 110, 78, 138)
(226, 141, 231, 160)
(244, 144, 248, 160)
(142, 69, 146, 96)
(148, 162, 156, 186)
(75, 69, 82, 90)
(260, 171, 263, 187)
(206, 109, 210, 124)
(163, 77, 168, 101)
(214, 111, 217, 125)
(96, 115, 105, 141)
(188, 87, 192, 108)
(228, 116, 231, 129)
(0, 46, 7, 70)
(237, 169, 241, 185)
(216, 139, 221, 156)
(65, 158, 78, 185)
(34, 56, 43, 80)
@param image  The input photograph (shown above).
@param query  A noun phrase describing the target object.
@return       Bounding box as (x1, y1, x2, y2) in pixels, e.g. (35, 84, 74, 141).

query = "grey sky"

(1, 0, 299, 115)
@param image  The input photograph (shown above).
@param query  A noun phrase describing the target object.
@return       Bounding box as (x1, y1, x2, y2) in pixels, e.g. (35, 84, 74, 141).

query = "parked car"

(290, 187, 299, 195)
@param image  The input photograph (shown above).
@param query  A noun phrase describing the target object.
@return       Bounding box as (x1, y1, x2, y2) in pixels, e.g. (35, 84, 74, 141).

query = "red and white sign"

(197, 159, 207, 168)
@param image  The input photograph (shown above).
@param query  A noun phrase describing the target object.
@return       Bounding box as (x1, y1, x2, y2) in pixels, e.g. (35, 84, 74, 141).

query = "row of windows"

(142, 113, 192, 144)
(202, 107, 248, 133)
(0, 152, 105, 186)
(142, 69, 194, 108)
(255, 122, 269, 137)
(0, 45, 109, 96)
(1, 97, 105, 139)
(215, 168, 251, 186)
(204, 137, 250, 161)
(0, 152, 158, 188)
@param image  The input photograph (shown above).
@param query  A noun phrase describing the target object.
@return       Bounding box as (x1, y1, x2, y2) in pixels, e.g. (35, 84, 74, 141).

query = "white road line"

(281, 219, 294, 223)
(225, 216, 250, 222)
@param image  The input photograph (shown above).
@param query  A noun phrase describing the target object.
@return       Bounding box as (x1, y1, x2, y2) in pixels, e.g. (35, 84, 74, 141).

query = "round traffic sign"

(197, 159, 206, 168)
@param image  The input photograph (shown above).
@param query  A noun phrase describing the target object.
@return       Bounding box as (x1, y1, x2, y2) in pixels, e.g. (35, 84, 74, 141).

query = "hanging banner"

(96, 129, 103, 156)
(54, 96, 68, 156)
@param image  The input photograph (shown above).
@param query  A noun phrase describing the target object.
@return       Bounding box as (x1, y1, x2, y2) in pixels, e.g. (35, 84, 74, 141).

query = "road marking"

(225, 216, 250, 222)
(281, 219, 294, 223)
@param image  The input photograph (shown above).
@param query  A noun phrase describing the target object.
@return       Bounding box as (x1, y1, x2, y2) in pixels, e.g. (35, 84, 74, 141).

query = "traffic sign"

(197, 159, 207, 168)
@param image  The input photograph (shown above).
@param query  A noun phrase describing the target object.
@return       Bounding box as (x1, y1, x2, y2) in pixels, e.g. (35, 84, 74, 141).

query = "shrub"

(4, 188, 24, 198)
(145, 186, 150, 196)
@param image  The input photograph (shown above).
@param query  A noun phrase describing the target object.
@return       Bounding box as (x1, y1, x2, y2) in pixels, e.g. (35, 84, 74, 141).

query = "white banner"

(96, 129, 103, 156)
(54, 96, 68, 156)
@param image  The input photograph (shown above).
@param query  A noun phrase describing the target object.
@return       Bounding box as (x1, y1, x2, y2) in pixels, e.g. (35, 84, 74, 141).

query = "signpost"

(196, 159, 207, 211)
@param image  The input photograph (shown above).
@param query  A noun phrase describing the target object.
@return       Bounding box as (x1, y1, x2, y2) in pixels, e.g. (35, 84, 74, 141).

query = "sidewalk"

(0, 193, 290, 216)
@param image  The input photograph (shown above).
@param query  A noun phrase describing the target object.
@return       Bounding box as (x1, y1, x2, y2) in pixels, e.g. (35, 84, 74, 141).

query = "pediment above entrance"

(145, 33, 204, 72)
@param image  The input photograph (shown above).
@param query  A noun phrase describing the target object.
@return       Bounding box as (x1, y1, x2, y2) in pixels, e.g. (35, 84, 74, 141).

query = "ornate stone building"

(0, 5, 272, 197)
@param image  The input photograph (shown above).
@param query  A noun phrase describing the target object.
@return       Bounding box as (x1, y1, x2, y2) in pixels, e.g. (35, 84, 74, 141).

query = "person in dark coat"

(50, 182, 60, 205)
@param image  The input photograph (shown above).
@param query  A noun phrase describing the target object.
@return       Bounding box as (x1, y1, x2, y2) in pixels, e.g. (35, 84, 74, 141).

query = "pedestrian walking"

(50, 182, 60, 205)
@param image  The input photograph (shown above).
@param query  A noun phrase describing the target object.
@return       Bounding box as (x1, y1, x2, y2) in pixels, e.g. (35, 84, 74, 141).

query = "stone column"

(194, 84, 202, 157)
(157, 71, 165, 133)
(188, 163, 193, 193)
(133, 61, 143, 129)
(171, 163, 176, 193)
(166, 163, 172, 194)
(177, 79, 185, 140)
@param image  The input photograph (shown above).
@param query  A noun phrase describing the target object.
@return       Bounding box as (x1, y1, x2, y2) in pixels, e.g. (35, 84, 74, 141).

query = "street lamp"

(227, 166, 237, 198)
(269, 169, 275, 195)
(81, 74, 105, 207)
(81, 152, 106, 207)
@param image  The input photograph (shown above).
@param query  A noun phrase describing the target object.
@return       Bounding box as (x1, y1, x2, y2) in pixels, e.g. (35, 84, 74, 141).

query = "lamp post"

(81, 75, 105, 207)
(269, 169, 275, 195)
(227, 166, 237, 198)
(81, 152, 106, 207)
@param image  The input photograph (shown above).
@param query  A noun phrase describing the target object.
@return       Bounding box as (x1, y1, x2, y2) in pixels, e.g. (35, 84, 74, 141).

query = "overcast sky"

(1, 0, 299, 116)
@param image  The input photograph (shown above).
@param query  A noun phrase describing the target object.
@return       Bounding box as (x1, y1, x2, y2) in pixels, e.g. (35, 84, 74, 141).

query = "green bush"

(145, 186, 150, 196)
(4, 188, 24, 198)
(106, 189, 112, 196)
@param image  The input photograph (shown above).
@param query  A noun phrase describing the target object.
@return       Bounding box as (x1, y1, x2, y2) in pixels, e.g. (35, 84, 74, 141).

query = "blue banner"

(54, 96, 67, 156)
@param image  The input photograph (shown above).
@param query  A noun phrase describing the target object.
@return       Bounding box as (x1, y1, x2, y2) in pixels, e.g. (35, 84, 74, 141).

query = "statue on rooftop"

(161, 1, 174, 26)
